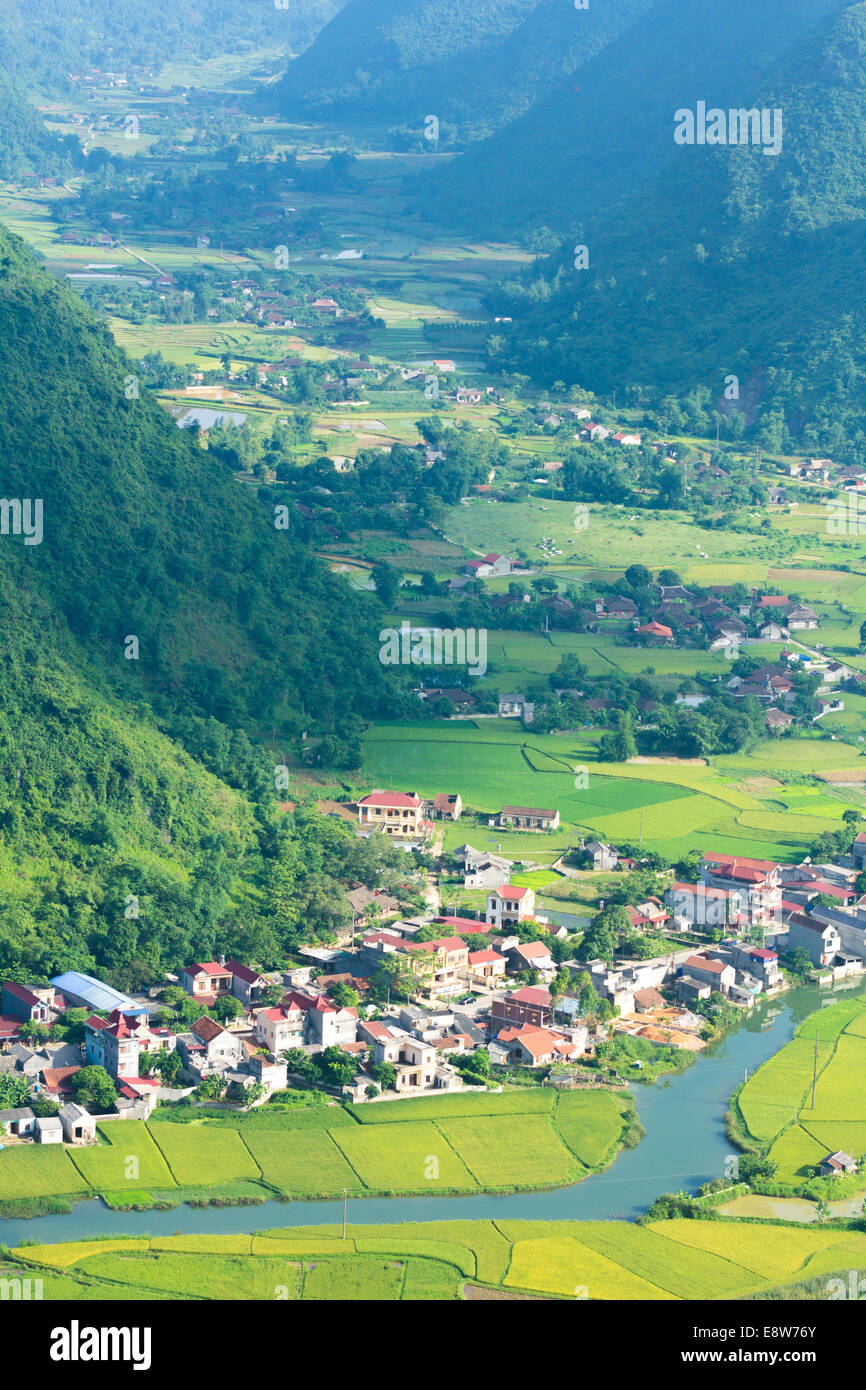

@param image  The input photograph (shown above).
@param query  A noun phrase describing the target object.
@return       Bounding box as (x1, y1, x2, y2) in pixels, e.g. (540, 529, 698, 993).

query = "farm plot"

(503, 1235, 675, 1300)
(301, 1255, 407, 1301)
(69, 1123, 176, 1192)
(148, 1122, 262, 1187)
(330, 1120, 478, 1192)
(737, 1037, 832, 1143)
(347, 1090, 554, 1124)
(0, 1144, 85, 1201)
(768, 1125, 835, 1184)
(75, 1252, 302, 1301)
(553, 1091, 630, 1170)
(435, 1115, 581, 1189)
(650, 1218, 855, 1284)
(809, 1035, 866, 1121)
(241, 1126, 363, 1195)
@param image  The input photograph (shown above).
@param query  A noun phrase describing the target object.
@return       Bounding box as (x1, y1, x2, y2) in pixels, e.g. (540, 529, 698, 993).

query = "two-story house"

(486, 884, 536, 929)
(253, 1000, 305, 1054)
(178, 960, 233, 1003)
(358, 791, 426, 838)
(85, 1010, 177, 1080)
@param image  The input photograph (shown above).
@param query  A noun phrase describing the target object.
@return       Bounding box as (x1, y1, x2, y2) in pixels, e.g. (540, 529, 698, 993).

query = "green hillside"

(495, 0, 866, 447)
(0, 223, 397, 985)
(427, 0, 844, 232)
(267, 0, 653, 141)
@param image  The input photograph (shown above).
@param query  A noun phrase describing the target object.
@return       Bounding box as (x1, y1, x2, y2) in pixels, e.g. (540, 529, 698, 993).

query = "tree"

(0, 1072, 30, 1109)
(372, 562, 400, 607)
(328, 980, 359, 1010)
(371, 1062, 398, 1090)
(70, 1065, 117, 1113)
(624, 564, 652, 589)
(213, 994, 244, 1023)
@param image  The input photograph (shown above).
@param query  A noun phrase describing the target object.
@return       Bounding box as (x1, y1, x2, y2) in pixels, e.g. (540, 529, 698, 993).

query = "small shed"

(35, 1115, 64, 1144)
(820, 1150, 858, 1177)
(59, 1103, 96, 1145)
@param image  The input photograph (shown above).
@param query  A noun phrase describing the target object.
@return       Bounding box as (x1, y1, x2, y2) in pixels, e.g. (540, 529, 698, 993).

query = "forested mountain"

(426, 0, 844, 233)
(0, 0, 346, 95)
(0, 224, 394, 984)
(266, 0, 654, 142)
(494, 0, 866, 451)
(0, 69, 81, 178)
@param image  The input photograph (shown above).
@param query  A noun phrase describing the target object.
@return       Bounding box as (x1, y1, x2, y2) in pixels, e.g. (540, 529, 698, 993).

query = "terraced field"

(736, 997, 866, 1186)
(13, 1216, 866, 1301)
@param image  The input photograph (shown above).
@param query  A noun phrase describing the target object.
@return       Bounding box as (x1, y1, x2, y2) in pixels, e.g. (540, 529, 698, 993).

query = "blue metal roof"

(49, 971, 140, 1014)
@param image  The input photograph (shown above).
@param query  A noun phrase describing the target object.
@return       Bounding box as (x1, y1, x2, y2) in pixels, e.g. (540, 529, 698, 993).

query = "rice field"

(148, 1122, 262, 1187)
(16, 1216, 866, 1301)
(362, 721, 858, 862)
(737, 998, 866, 1184)
(1, 1091, 632, 1210)
(329, 1120, 478, 1192)
(435, 1115, 582, 1189)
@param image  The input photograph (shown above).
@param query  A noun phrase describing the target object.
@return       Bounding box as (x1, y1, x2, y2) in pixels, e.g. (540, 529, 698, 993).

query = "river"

(2, 976, 862, 1247)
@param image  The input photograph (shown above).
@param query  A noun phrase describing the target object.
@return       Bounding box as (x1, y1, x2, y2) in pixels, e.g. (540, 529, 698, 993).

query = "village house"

(85, 1010, 177, 1081)
(505, 940, 555, 977)
(225, 960, 270, 1008)
(467, 947, 507, 985)
(496, 805, 560, 831)
(59, 1103, 96, 1145)
(820, 1150, 858, 1176)
(460, 846, 512, 890)
(679, 955, 736, 996)
(611, 431, 642, 446)
(579, 422, 610, 442)
(464, 553, 513, 579)
(0, 982, 53, 1023)
(176, 1016, 246, 1079)
(35, 1115, 64, 1144)
(700, 854, 783, 925)
(357, 1022, 439, 1091)
(496, 1023, 583, 1067)
(486, 884, 536, 928)
(498, 694, 534, 720)
(432, 793, 463, 821)
(0, 1106, 36, 1138)
(786, 914, 842, 968)
(358, 790, 426, 838)
(403, 936, 469, 993)
(581, 840, 619, 870)
(253, 999, 305, 1054)
(490, 985, 552, 1029)
(178, 960, 233, 1002)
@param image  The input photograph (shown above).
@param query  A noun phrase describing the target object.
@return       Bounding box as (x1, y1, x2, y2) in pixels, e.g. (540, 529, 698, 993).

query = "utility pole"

(810, 1030, 819, 1110)
(638, 808, 644, 846)
(342, 1188, 348, 1239)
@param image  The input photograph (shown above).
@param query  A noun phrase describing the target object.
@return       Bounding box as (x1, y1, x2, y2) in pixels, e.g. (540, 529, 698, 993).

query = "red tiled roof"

(436, 917, 491, 933)
(684, 955, 727, 974)
(406, 936, 467, 954)
(509, 986, 551, 1005)
(190, 1016, 226, 1042)
(491, 884, 531, 900)
(359, 791, 421, 808)
(2, 982, 41, 1007)
(468, 949, 504, 965)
